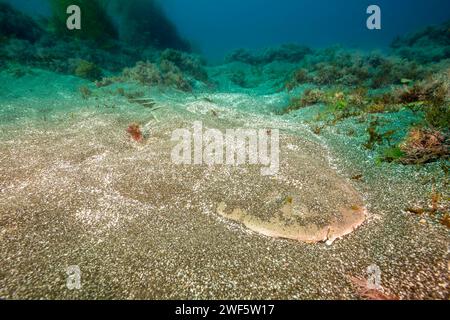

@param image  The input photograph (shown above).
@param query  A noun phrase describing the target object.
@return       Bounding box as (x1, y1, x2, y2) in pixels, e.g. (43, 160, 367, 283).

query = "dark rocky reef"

(0, 2, 43, 43)
(391, 20, 450, 63)
(225, 44, 312, 65)
(0, 1, 195, 82)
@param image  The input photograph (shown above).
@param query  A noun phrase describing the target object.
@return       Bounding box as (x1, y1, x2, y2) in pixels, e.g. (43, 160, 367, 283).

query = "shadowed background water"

(5, 0, 450, 61)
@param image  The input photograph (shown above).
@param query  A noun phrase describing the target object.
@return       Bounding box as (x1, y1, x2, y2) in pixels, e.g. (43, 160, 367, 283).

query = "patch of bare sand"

(0, 109, 367, 245)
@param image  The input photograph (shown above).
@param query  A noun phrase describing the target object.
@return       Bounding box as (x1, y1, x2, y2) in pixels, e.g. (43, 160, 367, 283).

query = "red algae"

(127, 123, 143, 142)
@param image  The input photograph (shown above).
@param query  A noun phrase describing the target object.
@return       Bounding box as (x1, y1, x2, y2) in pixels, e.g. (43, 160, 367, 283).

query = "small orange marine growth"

(127, 123, 143, 142)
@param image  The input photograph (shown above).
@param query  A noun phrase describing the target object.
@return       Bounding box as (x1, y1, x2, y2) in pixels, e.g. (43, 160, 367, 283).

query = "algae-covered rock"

(160, 49, 208, 82)
(391, 21, 450, 63)
(106, 60, 193, 92)
(74, 59, 103, 81)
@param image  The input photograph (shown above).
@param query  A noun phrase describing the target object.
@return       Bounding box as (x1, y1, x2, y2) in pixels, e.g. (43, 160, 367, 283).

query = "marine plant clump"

(286, 53, 428, 89)
(380, 146, 405, 162)
(347, 88, 369, 107)
(283, 20, 450, 91)
(363, 119, 396, 150)
(394, 74, 449, 105)
(285, 69, 310, 91)
(103, 59, 193, 92)
(159, 59, 193, 91)
(122, 61, 163, 86)
(285, 88, 325, 112)
(284, 49, 372, 88)
(284, 88, 368, 122)
(398, 128, 449, 164)
(160, 49, 208, 82)
(441, 214, 450, 228)
(283, 30, 448, 91)
(74, 60, 103, 81)
(383, 72, 450, 129)
(279, 43, 448, 160)
(406, 185, 449, 229)
(127, 123, 143, 142)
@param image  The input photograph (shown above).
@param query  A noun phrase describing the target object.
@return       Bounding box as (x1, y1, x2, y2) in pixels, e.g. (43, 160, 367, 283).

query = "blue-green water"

(5, 0, 450, 60)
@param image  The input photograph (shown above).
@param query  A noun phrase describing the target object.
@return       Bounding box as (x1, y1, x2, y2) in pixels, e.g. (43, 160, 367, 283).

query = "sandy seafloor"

(0, 67, 448, 300)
